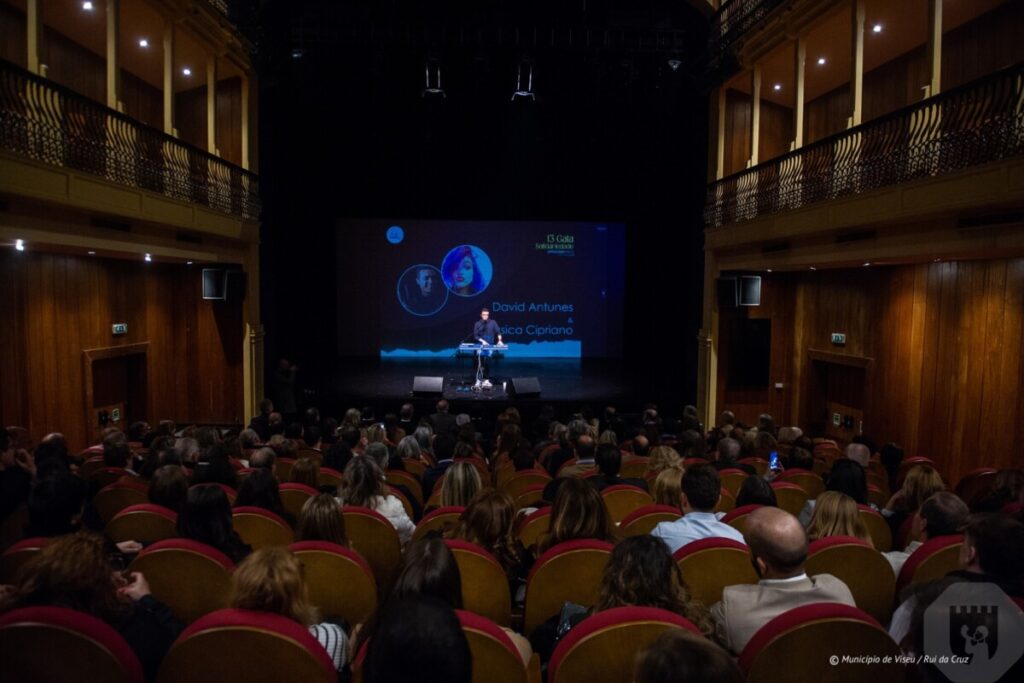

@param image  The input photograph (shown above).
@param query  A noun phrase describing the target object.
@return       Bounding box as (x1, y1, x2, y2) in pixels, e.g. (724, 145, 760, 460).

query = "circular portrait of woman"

(397, 264, 448, 316)
(440, 244, 493, 297)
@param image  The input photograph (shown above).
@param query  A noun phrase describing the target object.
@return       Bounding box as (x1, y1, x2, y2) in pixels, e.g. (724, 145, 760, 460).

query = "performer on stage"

(472, 308, 502, 387)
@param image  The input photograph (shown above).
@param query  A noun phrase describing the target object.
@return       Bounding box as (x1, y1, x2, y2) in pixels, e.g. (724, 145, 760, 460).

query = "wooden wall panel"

(121, 71, 162, 130)
(42, 26, 105, 105)
(942, 0, 1024, 91)
(0, 2, 27, 68)
(216, 77, 242, 166)
(723, 89, 751, 177)
(0, 251, 244, 451)
(758, 99, 794, 165)
(174, 84, 207, 152)
(717, 259, 1024, 486)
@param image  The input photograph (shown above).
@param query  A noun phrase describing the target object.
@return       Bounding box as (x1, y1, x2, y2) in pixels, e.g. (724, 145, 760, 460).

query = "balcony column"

(926, 0, 942, 97)
(715, 86, 726, 180)
(240, 73, 250, 170)
(793, 37, 806, 149)
(206, 56, 217, 154)
(26, 0, 42, 75)
(162, 22, 175, 135)
(105, 0, 119, 109)
(749, 65, 761, 167)
(696, 248, 720, 432)
(850, 0, 865, 127)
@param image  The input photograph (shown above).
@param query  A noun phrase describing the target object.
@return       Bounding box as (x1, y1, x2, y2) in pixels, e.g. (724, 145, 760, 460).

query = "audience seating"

(279, 483, 318, 522)
(94, 481, 151, 524)
(192, 482, 237, 505)
(722, 504, 762, 535)
(673, 538, 758, 607)
(0, 537, 47, 584)
(444, 540, 513, 627)
(858, 505, 894, 552)
(385, 485, 416, 520)
(523, 539, 614, 636)
(411, 505, 464, 542)
(738, 457, 769, 476)
(274, 457, 297, 482)
(618, 456, 650, 479)
(718, 468, 748, 498)
(0, 504, 29, 552)
(296, 448, 323, 464)
(385, 469, 424, 505)
(501, 470, 552, 500)
(79, 455, 107, 480)
(777, 470, 825, 499)
(618, 504, 680, 537)
(317, 467, 343, 489)
(865, 471, 890, 497)
(895, 534, 964, 599)
(402, 458, 427, 478)
(548, 607, 702, 683)
(954, 468, 999, 508)
(0, 606, 144, 683)
(342, 506, 402, 595)
(769, 481, 810, 517)
(89, 467, 131, 490)
(683, 457, 709, 468)
(232, 507, 294, 549)
(806, 536, 896, 624)
(513, 484, 547, 510)
(600, 485, 654, 523)
(105, 504, 178, 544)
(895, 457, 936, 487)
(289, 541, 377, 625)
(738, 603, 904, 683)
(713, 487, 736, 514)
(156, 608, 335, 683)
(867, 484, 889, 510)
(515, 507, 551, 550)
(456, 610, 541, 683)
(127, 539, 234, 623)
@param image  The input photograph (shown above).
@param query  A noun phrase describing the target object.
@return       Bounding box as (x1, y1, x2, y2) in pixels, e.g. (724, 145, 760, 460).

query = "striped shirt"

(309, 622, 348, 672)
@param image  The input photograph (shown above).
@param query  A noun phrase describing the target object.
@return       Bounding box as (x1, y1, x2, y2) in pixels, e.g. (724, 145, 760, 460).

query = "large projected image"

(349, 220, 625, 358)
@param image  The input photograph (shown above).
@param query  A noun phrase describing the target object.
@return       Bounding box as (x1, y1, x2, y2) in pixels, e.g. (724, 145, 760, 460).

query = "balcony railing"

(709, 0, 786, 67)
(704, 62, 1024, 227)
(0, 58, 259, 221)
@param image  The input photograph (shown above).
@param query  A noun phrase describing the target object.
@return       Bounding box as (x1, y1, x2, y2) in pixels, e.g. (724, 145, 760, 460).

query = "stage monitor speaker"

(716, 276, 738, 309)
(739, 275, 761, 306)
(202, 269, 226, 300)
(509, 377, 541, 398)
(412, 376, 444, 396)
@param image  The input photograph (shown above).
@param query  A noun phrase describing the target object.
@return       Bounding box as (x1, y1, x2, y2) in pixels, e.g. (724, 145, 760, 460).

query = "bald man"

(710, 507, 856, 654)
(844, 442, 871, 468)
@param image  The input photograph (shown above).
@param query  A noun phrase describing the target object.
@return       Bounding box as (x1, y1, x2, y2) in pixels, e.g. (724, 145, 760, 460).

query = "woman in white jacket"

(338, 454, 415, 546)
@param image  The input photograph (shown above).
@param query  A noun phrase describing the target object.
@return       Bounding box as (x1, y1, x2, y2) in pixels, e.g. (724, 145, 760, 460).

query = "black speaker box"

(412, 376, 444, 396)
(739, 275, 761, 306)
(509, 377, 541, 397)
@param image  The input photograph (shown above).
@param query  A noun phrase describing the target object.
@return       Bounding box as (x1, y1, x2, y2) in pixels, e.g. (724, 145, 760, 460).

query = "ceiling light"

(291, 48, 305, 59)
(872, 24, 883, 33)
(82, 1, 94, 10)
(773, 84, 782, 91)
(139, 38, 149, 48)
(88, 250, 96, 255)
(15, 239, 25, 251)
(817, 57, 826, 66)
(933, 258, 941, 262)
(809, 266, 817, 271)
(144, 253, 152, 262)
(863, 262, 872, 267)
(766, 269, 773, 273)
(186, 261, 193, 265)
(182, 67, 192, 76)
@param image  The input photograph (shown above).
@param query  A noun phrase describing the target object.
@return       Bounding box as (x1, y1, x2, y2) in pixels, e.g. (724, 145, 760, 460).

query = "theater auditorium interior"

(1, 0, 1023, 681)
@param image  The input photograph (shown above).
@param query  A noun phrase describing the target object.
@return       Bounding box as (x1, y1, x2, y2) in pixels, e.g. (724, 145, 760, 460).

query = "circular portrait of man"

(440, 244, 493, 297)
(397, 264, 448, 316)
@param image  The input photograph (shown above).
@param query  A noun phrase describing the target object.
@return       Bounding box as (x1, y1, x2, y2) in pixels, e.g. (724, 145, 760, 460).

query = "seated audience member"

(296, 493, 350, 547)
(148, 465, 189, 513)
(652, 468, 684, 510)
(711, 506, 855, 654)
(303, 426, 322, 451)
(598, 429, 618, 446)
(238, 428, 261, 452)
(537, 477, 617, 553)
(844, 442, 871, 468)
(102, 432, 133, 471)
(446, 489, 533, 600)
(511, 447, 537, 473)
(634, 630, 744, 683)
(878, 442, 905, 490)
(248, 399, 274, 441)
(364, 597, 471, 683)
(248, 446, 277, 472)
(973, 469, 1024, 513)
(785, 447, 815, 473)
(191, 445, 239, 490)
(338, 456, 414, 545)
(235, 467, 294, 526)
(735, 475, 778, 508)
(555, 434, 598, 479)
(422, 434, 457, 500)
(806, 491, 873, 546)
(0, 532, 183, 680)
(883, 491, 969, 576)
(651, 465, 745, 553)
(438, 461, 482, 509)
(799, 458, 869, 527)
(891, 514, 1024, 665)
(412, 425, 434, 460)
(630, 434, 651, 457)
(588, 443, 649, 492)
(176, 485, 252, 564)
(545, 419, 590, 477)
(33, 436, 72, 479)
(710, 438, 755, 475)
(364, 442, 421, 520)
(646, 445, 683, 477)
(323, 439, 354, 474)
(881, 464, 945, 537)
(230, 547, 347, 673)
(289, 457, 320, 488)
(24, 471, 88, 538)
(395, 435, 422, 463)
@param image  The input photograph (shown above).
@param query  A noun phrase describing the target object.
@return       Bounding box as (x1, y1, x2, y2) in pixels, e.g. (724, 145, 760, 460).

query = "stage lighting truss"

(422, 59, 446, 98)
(511, 60, 535, 101)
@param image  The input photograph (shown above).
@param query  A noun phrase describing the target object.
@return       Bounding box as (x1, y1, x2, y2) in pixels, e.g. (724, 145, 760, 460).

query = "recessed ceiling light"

(933, 258, 941, 262)
(817, 57, 827, 66)
(872, 24, 883, 33)
(88, 250, 96, 255)
(766, 269, 773, 273)
(15, 239, 25, 251)
(182, 67, 192, 76)
(82, 1, 94, 10)
(186, 261, 193, 265)
(773, 83, 782, 91)
(139, 38, 149, 48)
(863, 262, 872, 267)
(144, 253, 152, 262)
(809, 266, 817, 271)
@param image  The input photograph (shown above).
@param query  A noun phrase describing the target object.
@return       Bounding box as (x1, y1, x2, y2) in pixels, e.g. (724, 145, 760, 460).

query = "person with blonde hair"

(883, 464, 946, 537)
(652, 468, 684, 510)
(438, 461, 482, 508)
(646, 445, 682, 476)
(230, 547, 347, 672)
(805, 491, 873, 546)
(296, 493, 349, 547)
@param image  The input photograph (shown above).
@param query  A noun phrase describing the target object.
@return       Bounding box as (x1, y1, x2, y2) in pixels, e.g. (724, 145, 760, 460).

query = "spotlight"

(139, 38, 149, 48)
(667, 58, 682, 72)
(766, 269, 773, 273)
(15, 239, 25, 251)
(88, 251, 96, 255)
(863, 262, 872, 267)
(809, 266, 817, 271)
(422, 59, 445, 99)
(291, 48, 304, 59)
(182, 67, 192, 76)
(511, 60, 535, 102)
(186, 261, 193, 265)
(144, 253, 152, 262)
(817, 57, 826, 65)
(872, 24, 883, 33)
(82, 1, 94, 10)
(773, 83, 782, 91)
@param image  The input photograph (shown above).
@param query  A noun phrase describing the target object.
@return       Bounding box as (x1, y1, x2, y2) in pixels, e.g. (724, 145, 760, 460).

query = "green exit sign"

(112, 323, 128, 335)
(831, 333, 846, 345)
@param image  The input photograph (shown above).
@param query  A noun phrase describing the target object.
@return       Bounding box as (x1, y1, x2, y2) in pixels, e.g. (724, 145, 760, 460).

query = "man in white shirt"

(884, 491, 969, 576)
(651, 464, 745, 553)
(711, 506, 856, 655)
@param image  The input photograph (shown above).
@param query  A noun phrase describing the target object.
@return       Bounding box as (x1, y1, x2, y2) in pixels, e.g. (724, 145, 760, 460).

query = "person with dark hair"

(303, 425, 322, 450)
(879, 442, 904, 490)
(177, 485, 251, 564)
(248, 446, 277, 472)
(711, 506, 855, 654)
(323, 440, 354, 474)
(148, 466, 189, 513)
(102, 432, 132, 470)
(799, 458, 869, 526)
(883, 491, 968, 576)
(428, 399, 457, 438)
(364, 597, 471, 683)
(735, 475, 778, 508)
(296, 494, 349, 547)
(126, 421, 151, 444)
(248, 398, 274, 442)
(284, 422, 304, 442)
(710, 437, 755, 475)
(25, 471, 88, 538)
(339, 456, 413, 545)
(635, 630, 744, 683)
(235, 467, 294, 526)
(33, 437, 71, 479)
(446, 245, 486, 296)
(422, 433, 456, 500)
(192, 444, 239, 490)
(587, 442, 648, 492)
(537, 478, 616, 553)
(652, 465, 744, 553)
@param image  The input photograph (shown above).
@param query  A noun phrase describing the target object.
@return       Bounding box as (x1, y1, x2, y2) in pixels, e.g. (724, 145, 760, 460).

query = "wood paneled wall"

(176, 79, 243, 165)
(0, 251, 244, 451)
(716, 259, 1024, 486)
(0, 2, 27, 68)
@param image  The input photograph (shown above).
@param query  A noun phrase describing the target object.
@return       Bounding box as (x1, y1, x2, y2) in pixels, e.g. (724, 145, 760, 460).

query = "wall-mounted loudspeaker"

(739, 275, 761, 306)
(202, 269, 246, 302)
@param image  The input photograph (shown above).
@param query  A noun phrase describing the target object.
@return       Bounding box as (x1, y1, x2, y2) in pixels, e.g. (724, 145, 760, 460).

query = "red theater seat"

(0, 606, 144, 683)
(955, 468, 999, 508)
(0, 536, 48, 584)
(673, 538, 757, 607)
(385, 470, 424, 505)
(857, 505, 893, 552)
(342, 506, 402, 595)
(502, 470, 552, 500)
(456, 610, 540, 683)
(156, 608, 335, 683)
(513, 483, 547, 510)
(516, 506, 552, 550)
(232, 506, 294, 549)
(191, 482, 238, 505)
(618, 504, 680, 537)
(105, 504, 178, 544)
(806, 536, 896, 624)
(601, 484, 653, 523)
(523, 539, 613, 636)
(770, 481, 809, 517)
(895, 534, 964, 598)
(619, 457, 650, 479)
(444, 540, 512, 627)
(279, 483, 318, 523)
(127, 539, 234, 623)
(714, 487, 737, 514)
(777, 469, 825, 499)
(289, 541, 377, 624)
(317, 467, 343, 489)
(548, 607, 702, 683)
(411, 505, 465, 542)
(722, 504, 763, 535)
(718, 468, 748, 498)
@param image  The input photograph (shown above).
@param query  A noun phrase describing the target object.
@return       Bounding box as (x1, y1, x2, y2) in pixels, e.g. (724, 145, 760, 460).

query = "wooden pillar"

(162, 22, 175, 135)
(926, 0, 942, 97)
(696, 248, 720, 431)
(240, 73, 250, 170)
(749, 66, 761, 166)
(715, 86, 726, 180)
(105, 0, 119, 109)
(26, 0, 42, 75)
(794, 38, 806, 149)
(850, 0, 865, 127)
(206, 56, 217, 154)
